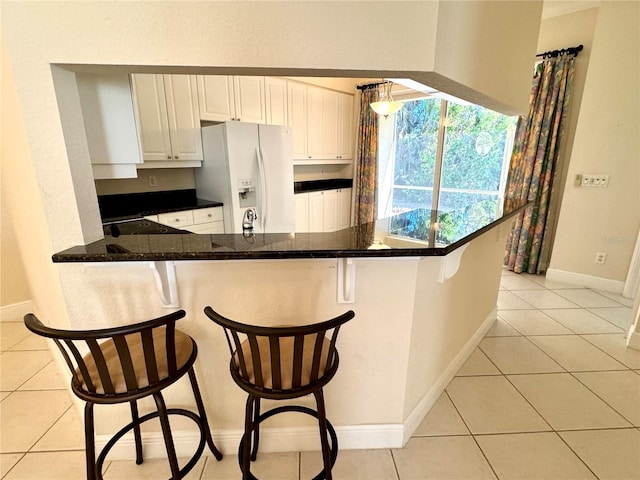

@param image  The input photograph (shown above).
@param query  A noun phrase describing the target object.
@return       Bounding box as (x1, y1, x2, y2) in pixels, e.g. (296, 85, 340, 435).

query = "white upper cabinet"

(233, 76, 266, 124)
(164, 75, 203, 161)
(286, 81, 354, 163)
(338, 93, 354, 160)
(265, 77, 288, 126)
(196, 76, 355, 164)
(322, 90, 339, 160)
(306, 86, 324, 160)
(131, 74, 202, 167)
(198, 75, 267, 124)
(76, 72, 141, 179)
(197, 75, 235, 122)
(287, 81, 308, 159)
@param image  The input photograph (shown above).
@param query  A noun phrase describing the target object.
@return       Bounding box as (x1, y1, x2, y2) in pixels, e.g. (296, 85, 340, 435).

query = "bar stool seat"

(24, 309, 223, 480)
(205, 306, 354, 480)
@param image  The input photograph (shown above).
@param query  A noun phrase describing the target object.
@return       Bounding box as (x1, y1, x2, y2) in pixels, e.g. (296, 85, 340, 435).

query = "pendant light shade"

(370, 81, 403, 117)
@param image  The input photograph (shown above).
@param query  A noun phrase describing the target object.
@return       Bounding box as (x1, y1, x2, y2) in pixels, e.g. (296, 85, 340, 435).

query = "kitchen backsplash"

(94, 168, 196, 196)
(95, 164, 353, 196)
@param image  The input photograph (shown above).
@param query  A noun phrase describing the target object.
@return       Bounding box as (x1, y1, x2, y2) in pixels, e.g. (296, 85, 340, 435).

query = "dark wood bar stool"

(204, 306, 355, 480)
(24, 309, 222, 480)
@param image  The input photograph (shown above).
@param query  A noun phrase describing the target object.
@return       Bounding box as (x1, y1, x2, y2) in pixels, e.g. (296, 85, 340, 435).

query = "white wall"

(535, 7, 599, 271)
(434, 0, 543, 115)
(548, 1, 640, 286)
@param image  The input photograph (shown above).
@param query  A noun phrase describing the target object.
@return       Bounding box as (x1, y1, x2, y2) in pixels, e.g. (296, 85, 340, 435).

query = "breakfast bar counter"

(52, 201, 527, 263)
(50, 200, 526, 456)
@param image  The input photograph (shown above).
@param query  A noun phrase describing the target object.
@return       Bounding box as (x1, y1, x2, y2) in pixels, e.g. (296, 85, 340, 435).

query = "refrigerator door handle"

(257, 147, 267, 231)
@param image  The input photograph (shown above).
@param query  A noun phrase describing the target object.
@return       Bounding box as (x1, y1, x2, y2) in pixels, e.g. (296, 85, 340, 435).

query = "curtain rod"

(357, 80, 390, 91)
(536, 44, 583, 59)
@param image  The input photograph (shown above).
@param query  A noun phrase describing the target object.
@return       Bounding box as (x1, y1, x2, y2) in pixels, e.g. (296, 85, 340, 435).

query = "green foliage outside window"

(388, 97, 515, 241)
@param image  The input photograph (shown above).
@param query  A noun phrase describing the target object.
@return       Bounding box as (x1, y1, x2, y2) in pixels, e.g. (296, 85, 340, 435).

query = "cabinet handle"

(175, 219, 180, 222)
(167, 155, 172, 160)
(308, 156, 311, 159)
(175, 155, 179, 160)
(207, 213, 212, 218)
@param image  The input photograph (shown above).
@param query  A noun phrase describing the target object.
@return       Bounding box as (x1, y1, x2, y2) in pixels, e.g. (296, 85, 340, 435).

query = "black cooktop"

(103, 219, 187, 236)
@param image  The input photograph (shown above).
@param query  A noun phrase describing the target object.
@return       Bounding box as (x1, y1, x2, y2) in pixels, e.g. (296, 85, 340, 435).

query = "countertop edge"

(51, 203, 528, 263)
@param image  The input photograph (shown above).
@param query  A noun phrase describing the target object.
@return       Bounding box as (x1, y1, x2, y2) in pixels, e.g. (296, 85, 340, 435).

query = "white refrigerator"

(195, 122, 295, 234)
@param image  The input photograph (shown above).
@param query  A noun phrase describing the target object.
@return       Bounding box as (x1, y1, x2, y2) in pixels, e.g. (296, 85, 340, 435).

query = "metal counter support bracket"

(150, 261, 180, 307)
(438, 244, 469, 284)
(337, 258, 356, 304)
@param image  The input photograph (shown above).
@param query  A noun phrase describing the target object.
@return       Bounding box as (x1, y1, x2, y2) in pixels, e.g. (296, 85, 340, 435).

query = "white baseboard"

(627, 327, 640, 351)
(401, 306, 498, 444)
(0, 300, 33, 322)
(96, 423, 405, 461)
(545, 268, 625, 294)
(96, 308, 498, 460)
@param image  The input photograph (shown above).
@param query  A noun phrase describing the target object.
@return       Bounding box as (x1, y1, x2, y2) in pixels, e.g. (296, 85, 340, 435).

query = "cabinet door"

(308, 191, 325, 232)
(164, 75, 203, 161)
(294, 193, 309, 232)
(306, 86, 324, 159)
(337, 188, 352, 230)
(287, 82, 307, 159)
(197, 75, 235, 122)
(233, 76, 266, 124)
(322, 90, 339, 159)
(265, 77, 288, 126)
(131, 74, 173, 162)
(322, 189, 338, 232)
(338, 94, 354, 160)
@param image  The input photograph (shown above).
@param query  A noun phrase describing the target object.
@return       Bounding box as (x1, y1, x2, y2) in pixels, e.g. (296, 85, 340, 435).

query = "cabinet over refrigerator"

(195, 122, 295, 234)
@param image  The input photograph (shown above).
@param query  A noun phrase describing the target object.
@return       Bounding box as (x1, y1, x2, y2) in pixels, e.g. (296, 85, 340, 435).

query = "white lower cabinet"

(294, 193, 309, 233)
(297, 188, 351, 233)
(152, 206, 224, 234)
(337, 188, 352, 230)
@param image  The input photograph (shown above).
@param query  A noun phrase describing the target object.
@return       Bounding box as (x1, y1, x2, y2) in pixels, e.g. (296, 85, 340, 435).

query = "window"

(378, 96, 516, 244)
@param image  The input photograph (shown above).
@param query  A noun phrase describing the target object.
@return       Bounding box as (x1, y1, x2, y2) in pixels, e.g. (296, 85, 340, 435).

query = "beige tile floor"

(2, 270, 639, 479)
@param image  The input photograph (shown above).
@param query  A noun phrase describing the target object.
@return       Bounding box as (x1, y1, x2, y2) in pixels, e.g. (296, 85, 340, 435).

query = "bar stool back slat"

(205, 306, 354, 480)
(24, 310, 222, 480)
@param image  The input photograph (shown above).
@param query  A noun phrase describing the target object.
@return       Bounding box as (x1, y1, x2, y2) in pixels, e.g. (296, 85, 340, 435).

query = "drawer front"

(193, 207, 223, 224)
(186, 221, 224, 234)
(157, 210, 194, 227)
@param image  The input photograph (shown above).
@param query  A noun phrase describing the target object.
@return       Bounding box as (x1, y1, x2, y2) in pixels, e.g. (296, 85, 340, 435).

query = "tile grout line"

(567, 370, 638, 428)
(442, 390, 500, 479)
(388, 448, 401, 480)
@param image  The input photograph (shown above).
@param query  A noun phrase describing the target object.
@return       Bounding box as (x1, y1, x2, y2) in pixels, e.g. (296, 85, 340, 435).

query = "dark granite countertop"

(52, 199, 529, 263)
(98, 189, 223, 222)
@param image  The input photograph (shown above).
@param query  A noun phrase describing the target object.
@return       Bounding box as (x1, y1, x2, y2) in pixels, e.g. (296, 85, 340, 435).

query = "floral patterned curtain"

(354, 87, 379, 225)
(504, 56, 575, 273)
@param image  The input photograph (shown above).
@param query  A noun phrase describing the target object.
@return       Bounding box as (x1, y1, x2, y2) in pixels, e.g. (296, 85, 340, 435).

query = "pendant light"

(370, 81, 403, 117)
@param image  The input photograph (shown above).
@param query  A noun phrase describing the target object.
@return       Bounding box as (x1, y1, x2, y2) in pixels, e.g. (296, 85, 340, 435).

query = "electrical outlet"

(581, 174, 609, 187)
(595, 252, 607, 264)
(148, 176, 157, 187)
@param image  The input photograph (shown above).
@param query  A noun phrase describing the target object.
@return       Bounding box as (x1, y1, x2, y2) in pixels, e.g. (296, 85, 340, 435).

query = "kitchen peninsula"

(51, 200, 526, 454)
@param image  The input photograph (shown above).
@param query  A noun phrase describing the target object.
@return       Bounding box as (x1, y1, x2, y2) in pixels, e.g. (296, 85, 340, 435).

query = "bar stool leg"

(250, 397, 260, 461)
(84, 402, 97, 480)
(188, 368, 223, 460)
(241, 395, 256, 480)
(313, 389, 333, 480)
(130, 400, 144, 465)
(153, 392, 181, 480)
